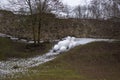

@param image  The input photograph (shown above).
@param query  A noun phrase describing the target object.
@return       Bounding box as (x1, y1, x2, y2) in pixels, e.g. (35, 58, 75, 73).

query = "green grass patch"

(0, 37, 52, 60)
(7, 64, 89, 80)
(3, 41, 120, 80)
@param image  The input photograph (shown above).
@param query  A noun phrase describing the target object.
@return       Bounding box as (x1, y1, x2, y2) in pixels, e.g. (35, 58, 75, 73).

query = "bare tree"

(74, 5, 82, 19)
(62, 4, 71, 18)
(8, 0, 63, 44)
(90, 0, 120, 19)
(34, 0, 63, 43)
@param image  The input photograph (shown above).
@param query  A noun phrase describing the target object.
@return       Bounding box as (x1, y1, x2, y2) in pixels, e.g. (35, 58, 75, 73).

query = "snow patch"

(0, 35, 118, 79)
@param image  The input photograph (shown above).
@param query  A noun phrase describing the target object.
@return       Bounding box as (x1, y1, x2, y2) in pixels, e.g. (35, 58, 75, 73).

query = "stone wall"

(0, 10, 120, 40)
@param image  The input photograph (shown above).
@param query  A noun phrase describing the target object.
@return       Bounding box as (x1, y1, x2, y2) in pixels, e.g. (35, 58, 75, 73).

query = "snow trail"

(0, 33, 118, 79)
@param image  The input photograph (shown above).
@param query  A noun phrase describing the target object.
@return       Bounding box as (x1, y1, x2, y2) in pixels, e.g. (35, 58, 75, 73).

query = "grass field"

(2, 39, 120, 80)
(0, 37, 53, 60)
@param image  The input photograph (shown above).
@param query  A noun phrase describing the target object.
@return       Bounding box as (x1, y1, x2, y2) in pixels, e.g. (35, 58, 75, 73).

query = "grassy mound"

(6, 41, 120, 80)
(0, 37, 52, 60)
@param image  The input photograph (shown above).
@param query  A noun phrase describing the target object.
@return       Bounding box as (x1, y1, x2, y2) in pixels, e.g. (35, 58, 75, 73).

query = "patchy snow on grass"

(0, 34, 118, 79)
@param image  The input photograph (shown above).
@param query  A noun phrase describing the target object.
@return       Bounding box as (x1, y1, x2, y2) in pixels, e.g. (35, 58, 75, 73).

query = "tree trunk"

(32, 25, 36, 44)
(31, 15, 37, 44)
(37, 20, 41, 44)
(26, 0, 37, 44)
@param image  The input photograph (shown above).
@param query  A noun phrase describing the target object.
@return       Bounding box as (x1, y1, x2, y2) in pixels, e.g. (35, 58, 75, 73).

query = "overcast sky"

(0, 0, 91, 10)
(62, 0, 91, 7)
(0, 0, 91, 6)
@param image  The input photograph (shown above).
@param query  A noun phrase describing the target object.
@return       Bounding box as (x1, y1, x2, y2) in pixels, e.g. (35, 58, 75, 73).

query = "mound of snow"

(52, 36, 116, 53)
(52, 36, 76, 52)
